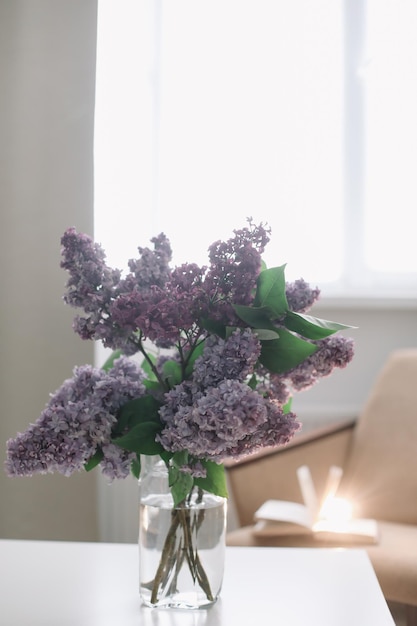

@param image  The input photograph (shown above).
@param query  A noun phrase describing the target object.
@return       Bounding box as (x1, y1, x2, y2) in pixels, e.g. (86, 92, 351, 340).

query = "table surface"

(0, 539, 395, 625)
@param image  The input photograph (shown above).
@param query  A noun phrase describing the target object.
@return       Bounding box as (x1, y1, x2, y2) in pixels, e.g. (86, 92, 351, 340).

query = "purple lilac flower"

(108, 234, 174, 346)
(152, 263, 208, 345)
(100, 443, 136, 480)
(125, 233, 172, 290)
(61, 229, 177, 355)
(60, 223, 273, 353)
(203, 220, 271, 325)
(61, 228, 139, 354)
(159, 381, 200, 415)
(110, 263, 209, 348)
(225, 400, 301, 459)
(130, 288, 197, 346)
(5, 357, 145, 478)
(193, 329, 261, 388)
(179, 461, 207, 479)
(61, 228, 120, 329)
(61, 228, 121, 314)
(286, 335, 355, 392)
(255, 368, 292, 405)
(157, 379, 268, 462)
(285, 278, 321, 313)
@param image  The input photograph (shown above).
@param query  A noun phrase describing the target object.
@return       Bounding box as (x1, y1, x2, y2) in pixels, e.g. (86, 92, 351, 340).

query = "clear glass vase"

(138, 455, 227, 609)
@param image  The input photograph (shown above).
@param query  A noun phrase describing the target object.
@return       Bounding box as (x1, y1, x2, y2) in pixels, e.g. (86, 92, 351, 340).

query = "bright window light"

(319, 496, 353, 525)
(94, 0, 155, 270)
(95, 1, 343, 284)
(154, 1, 343, 283)
(94, 1, 417, 297)
(364, 0, 417, 277)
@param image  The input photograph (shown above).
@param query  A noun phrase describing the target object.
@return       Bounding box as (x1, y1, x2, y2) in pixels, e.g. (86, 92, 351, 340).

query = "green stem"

(179, 504, 214, 601)
(177, 329, 205, 377)
(150, 510, 181, 604)
(147, 497, 214, 605)
(166, 537, 186, 596)
(137, 333, 169, 391)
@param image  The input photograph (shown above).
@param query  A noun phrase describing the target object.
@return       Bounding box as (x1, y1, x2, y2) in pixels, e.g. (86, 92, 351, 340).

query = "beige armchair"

(226, 349, 417, 625)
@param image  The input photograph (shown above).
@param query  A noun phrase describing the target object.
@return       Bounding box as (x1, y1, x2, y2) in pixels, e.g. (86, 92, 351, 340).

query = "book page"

(313, 517, 379, 541)
(254, 499, 314, 529)
(296, 465, 319, 517)
(321, 465, 343, 502)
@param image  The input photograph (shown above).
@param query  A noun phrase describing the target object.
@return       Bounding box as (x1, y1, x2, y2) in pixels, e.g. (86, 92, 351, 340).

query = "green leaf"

(171, 475, 194, 507)
(168, 456, 194, 506)
(143, 379, 163, 392)
(101, 350, 122, 372)
(247, 373, 257, 390)
(84, 448, 104, 472)
(284, 311, 357, 340)
(184, 340, 206, 377)
(162, 359, 182, 387)
(259, 328, 318, 373)
(233, 304, 278, 331)
(130, 455, 141, 479)
(170, 450, 189, 472)
(112, 422, 164, 455)
(115, 395, 162, 434)
(168, 451, 194, 506)
(160, 450, 173, 466)
(224, 325, 238, 339)
(200, 317, 227, 338)
(140, 354, 158, 380)
(194, 461, 228, 498)
(253, 328, 280, 341)
(253, 265, 289, 317)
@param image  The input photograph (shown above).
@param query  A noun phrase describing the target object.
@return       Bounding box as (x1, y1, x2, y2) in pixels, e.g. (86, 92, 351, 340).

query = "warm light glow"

(319, 496, 353, 525)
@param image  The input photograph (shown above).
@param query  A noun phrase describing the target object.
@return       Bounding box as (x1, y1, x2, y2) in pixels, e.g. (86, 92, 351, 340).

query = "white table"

(0, 540, 395, 625)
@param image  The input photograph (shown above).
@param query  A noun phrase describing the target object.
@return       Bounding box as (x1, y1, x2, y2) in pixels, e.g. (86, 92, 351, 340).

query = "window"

(94, 1, 417, 299)
(363, 0, 417, 286)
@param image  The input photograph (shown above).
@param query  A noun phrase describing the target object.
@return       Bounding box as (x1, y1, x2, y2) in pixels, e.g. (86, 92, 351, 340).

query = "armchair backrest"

(339, 348, 417, 524)
(226, 420, 354, 527)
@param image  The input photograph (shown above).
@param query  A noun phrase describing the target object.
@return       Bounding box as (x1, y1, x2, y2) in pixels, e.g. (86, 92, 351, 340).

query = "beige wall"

(0, 1, 99, 540)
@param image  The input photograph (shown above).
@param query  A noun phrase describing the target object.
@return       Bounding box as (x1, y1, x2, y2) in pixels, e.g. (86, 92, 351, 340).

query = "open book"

(253, 465, 379, 545)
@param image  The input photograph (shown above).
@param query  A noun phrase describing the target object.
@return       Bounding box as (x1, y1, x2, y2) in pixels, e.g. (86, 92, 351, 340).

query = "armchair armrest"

(225, 419, 356, 527)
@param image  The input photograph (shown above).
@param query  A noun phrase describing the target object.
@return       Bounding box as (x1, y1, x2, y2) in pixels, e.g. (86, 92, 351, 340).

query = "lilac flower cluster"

(158, 379, 267, 459)
(61, 230, 180, 353)
(158, 380, 300, 465)
(4, 221, 355, 491)
(192, 328, 261, 388)
(110, 263, 208, 348)
(286, 335, 355, 392)
(60, 222, 271, 354)
(61, 228, 135, 355)
(60, 228, 121, 314)
(6, 357, 146, 480)
(255, 368, 292, 405)
(157, 329, 300, 468)
(203, 221, 270, 325)
(125, 233, 172, 290)
(257, 335, 355, 402)
(285, 278, 321, 313)
(224, 400, 301, 457)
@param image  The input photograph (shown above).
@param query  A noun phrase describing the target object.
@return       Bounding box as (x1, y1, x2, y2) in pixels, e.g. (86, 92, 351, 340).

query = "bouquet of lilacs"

(5, 219, 354, 605)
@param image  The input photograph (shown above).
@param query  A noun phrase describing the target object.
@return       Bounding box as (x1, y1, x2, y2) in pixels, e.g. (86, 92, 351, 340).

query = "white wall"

(292, 300, 417, 431)
(0, 0, 99, 541)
